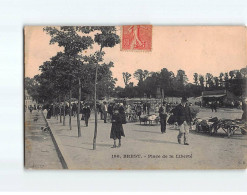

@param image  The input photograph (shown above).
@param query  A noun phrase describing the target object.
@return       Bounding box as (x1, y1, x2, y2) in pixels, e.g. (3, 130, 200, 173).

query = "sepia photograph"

(24, 25, 247, 170)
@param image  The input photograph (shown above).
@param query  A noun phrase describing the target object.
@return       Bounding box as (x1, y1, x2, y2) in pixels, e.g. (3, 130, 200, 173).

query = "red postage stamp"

(121, 25, 152, 51)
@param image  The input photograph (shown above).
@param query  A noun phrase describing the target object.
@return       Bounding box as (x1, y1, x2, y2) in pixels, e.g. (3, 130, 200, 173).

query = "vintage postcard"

(24, 25, 247, 169)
